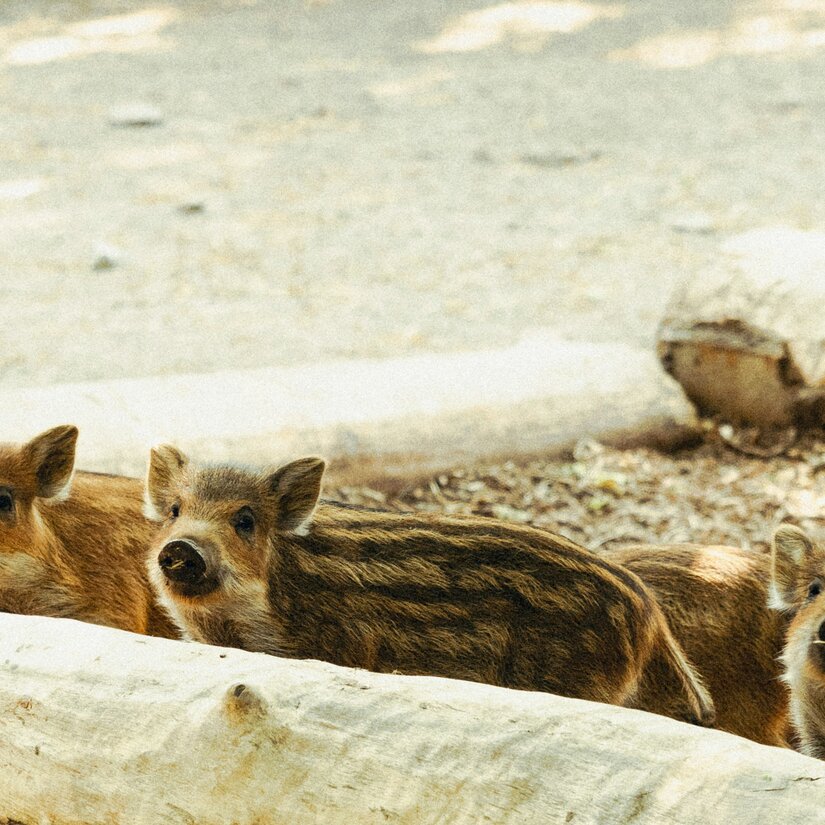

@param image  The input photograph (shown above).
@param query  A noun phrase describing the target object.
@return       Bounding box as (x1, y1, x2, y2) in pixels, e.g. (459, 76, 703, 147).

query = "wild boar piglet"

(601, 543, 788, 746)
(772, 524, 825, 757)
(0, 425, 177, 637)
(144, 445, 714, 724)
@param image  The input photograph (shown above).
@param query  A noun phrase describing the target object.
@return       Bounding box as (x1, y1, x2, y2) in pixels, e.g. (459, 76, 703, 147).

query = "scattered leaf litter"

(328, 425, 825, 553)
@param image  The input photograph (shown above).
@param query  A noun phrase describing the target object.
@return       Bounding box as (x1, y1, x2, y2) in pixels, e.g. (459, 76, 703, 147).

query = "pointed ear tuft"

(771, 524, 814, 610)
(23, 425, 78, 500)
(145, 444, 189, 521)
(266, 457, 325, 534)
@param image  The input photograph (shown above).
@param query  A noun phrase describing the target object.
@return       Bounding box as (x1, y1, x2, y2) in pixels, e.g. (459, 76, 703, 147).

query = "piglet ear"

(266, 457, 325, 535)
(145, 444, 189, 521)
(771, 524, 815, 610)
(23, 425, 78, 500)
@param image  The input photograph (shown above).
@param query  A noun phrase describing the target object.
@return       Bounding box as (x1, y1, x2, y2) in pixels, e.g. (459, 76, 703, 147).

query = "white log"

(0, 335, 698, 488)
(657, 264, 825, 427)
(0, 613, 824, 825)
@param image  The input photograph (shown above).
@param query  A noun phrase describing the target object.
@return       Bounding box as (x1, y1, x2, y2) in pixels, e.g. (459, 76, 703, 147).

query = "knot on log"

(224, 682, 267, 722)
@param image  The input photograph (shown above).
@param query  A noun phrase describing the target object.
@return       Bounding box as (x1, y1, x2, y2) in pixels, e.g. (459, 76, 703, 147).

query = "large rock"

(658, 249, 825, 428)
(1, 613, 824, 824)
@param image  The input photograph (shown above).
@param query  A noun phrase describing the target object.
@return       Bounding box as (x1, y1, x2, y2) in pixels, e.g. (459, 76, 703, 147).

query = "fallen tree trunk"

(1, 613, 824, 825)
(0, 334, 699, 488)
(657, 267, 825, 428)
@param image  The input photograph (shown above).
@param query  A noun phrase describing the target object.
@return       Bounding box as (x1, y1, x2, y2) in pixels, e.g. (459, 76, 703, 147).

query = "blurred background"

(1, 0, 824, 487)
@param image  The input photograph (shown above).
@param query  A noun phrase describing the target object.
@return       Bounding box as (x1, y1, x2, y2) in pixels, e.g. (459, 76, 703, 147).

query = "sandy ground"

(1, 0, 824, 389)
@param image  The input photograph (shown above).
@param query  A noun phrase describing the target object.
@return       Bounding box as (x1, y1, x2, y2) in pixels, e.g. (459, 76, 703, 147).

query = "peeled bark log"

(1, 613, 824, 825)
(657, 268, 825, 428)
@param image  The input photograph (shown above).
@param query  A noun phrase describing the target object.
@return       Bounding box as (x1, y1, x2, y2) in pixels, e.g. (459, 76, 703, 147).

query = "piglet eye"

(233, 507, 255, 537)
(808, 580, 822, 600)
(0, 492, 13, 514)
(170, 503, 180, 519)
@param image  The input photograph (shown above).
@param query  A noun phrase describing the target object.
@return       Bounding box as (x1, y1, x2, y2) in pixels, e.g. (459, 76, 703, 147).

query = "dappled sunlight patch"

(776, 0, 825, 13)
(369, 69, 453, 100)
(0, 179, 45, 202)
(689, 546, 758, 583)
(610, 31, 721, 69)
(417, 1, 624, 54)
(4, 8, 178, 66)
(67, 9, 175, 39)
(721, 227, 825, 287)
(611, 3, 825, 68)
(730, 11, 825, 55)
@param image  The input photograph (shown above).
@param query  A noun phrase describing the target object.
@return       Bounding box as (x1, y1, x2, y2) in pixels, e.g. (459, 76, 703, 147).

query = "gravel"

(329, 423, 825, 553)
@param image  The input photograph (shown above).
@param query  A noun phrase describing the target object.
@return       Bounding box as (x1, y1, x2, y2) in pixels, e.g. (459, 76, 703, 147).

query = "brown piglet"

(771, 523, 825, 758)
(600, 543, 789, 747)
(144, 446, 714, 723)
(0, 426, 177, 637)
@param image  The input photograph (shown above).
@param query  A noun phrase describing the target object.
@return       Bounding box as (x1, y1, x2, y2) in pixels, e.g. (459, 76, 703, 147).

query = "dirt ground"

(3, 1, 825, 541)
(330, 424, 825, 553)
(2, 0, 825, 388)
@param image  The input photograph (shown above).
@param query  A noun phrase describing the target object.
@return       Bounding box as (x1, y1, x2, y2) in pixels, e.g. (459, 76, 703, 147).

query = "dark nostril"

(818, 620, 825, 644)
(158, 540, 206, 584)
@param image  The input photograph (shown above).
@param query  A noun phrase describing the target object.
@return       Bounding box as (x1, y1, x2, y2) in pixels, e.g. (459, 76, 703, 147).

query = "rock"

(177, 200, 206, 214)
(108, 103, 164, 128)
(666, 211, 716, 235)
(92, 243, 123, 271)
(519, 149, 602, 168)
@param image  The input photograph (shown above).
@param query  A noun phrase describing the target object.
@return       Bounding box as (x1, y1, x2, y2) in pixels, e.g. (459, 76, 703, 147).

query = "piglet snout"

(158, 540, 207, 584)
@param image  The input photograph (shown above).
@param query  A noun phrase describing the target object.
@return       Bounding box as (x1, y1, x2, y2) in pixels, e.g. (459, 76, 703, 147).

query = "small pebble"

(520, 149, 602, 168)
(177, 200, 206, 214)
(92, 243, 123, 271)
(667, 211, 716, 235)
(108, 103, 164, 128)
